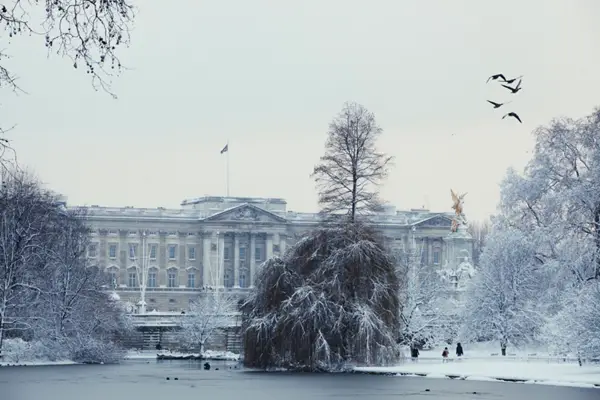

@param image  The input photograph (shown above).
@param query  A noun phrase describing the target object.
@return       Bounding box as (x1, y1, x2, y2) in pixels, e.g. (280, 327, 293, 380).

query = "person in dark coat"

(410, 346, 420, 362)
(456, 343, 464, 358)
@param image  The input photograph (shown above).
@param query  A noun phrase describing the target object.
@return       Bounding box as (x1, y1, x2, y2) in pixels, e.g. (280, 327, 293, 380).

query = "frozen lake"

(0, 359, 598, 400)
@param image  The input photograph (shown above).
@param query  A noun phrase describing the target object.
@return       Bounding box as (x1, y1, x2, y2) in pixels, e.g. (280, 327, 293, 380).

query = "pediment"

(413, 215, 453, 229)
(202, 203, 287, 224)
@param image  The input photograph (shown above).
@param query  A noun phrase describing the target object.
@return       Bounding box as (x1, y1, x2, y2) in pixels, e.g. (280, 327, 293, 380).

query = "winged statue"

(450, 189, 468, 232)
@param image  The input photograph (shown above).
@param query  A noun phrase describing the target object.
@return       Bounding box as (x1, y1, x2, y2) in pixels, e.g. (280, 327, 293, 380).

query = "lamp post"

(135, 229, 149, 314)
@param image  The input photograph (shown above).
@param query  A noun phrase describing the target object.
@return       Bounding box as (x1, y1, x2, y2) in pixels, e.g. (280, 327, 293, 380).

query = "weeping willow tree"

(242, 222, 400, 371)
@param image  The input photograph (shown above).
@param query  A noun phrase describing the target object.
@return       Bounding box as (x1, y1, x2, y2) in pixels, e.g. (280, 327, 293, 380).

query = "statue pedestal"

(442, 224, 475, 289)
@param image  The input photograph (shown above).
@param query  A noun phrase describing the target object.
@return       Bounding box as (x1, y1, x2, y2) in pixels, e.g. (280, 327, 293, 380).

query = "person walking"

(456, 342, 464, 358)
(410, 346, 420, 362)
(442, 347, 449, 363)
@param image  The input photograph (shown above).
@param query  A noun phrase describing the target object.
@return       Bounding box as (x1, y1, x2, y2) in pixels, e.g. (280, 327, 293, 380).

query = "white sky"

(2, 0, 600, 222)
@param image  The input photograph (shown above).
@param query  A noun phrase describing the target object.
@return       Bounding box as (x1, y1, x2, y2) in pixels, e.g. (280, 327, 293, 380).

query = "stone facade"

(73, 196, 473, 312)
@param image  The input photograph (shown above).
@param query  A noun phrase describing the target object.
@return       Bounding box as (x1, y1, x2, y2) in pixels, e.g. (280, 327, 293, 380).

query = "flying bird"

(487, 100, 511, 109)
(486, 74, 506, 83)
(503, 75, 523, 85)
(501, 79, 522, 94)
(502, 112, 522, 123)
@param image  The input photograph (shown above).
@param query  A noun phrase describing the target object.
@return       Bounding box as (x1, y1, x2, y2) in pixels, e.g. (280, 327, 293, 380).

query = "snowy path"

(355, 359, 600, 389)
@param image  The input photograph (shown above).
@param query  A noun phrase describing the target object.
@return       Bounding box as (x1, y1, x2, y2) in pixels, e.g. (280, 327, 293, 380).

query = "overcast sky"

(2, 0, 600, 221)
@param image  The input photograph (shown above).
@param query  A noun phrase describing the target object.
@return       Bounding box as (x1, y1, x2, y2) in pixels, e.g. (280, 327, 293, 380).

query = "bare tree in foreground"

(0, 170, 58, 353)
(0, 169, 131, 362)
(312, 102, 393, 223)
(242, 223, 400, 371)
(179, 293, 238, 353)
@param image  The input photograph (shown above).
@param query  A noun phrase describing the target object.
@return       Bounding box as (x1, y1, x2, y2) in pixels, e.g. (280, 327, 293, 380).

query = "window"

(224, 247, 231, 260)
(168, 244, 177, 260)
(433, 249, 441, 265)
(108, 271, 118, 288)
(239, 247, 246, 261)
(148, 271, 157, 288)
(188, 246, 196, 260)
(167, 270, 177, 288)
(129, 243, 138, 259)
(108, 244, 117, 259)
(128, 272, 137, 287)
(87, 244, 97, 258)
(187, 272, 195, 288)
(169, 298, 177, 303)
(149, 298, 156, 303)
(239, 271, 246, 288)
(255, 247, 262, 261)
(149, 244, 157, 260)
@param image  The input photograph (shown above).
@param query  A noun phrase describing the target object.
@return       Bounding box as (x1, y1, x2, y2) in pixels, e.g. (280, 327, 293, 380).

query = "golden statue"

(450, 189, 468, 232)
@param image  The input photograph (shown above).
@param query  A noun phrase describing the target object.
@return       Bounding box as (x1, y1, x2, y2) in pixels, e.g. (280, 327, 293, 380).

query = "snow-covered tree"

(540, 281, 600, 361)
(492, 107, 600, 357)
(311, 102, 393, 223)
(497, 108, 600, 282)
(461, 228, 543, 354)
(179, 292, 238, 353)
(0, 169, 131, 362)
(0, 170, 59, 352)
(394, 245, 450, 349)
(242, 223, 400, 371)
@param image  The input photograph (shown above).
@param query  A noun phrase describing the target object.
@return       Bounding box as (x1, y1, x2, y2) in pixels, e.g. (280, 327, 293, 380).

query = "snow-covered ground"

(356, 344, 600, 389)
(125, 349, 240, 361)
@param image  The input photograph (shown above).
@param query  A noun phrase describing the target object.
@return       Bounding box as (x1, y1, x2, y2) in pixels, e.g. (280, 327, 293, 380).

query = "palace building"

(73, 196, 473, 312)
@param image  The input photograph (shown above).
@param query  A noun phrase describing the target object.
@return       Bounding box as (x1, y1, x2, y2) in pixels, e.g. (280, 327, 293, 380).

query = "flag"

(220, 144, 228, 154)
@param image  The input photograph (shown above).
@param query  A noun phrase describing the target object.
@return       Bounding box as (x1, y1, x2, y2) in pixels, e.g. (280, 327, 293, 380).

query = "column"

(98, 229, 108, 268)
(118, 230, 127, 285)
(280, 234, 287, 254)
(249, 233, 256, 288)
(273, 232, 280, 255)
(233, 233, 240, 288)
(158, 231, 167, 286)
(218, 233, 225, 287)
(266, 233, 274, 260)
(202, 232, 211, 288)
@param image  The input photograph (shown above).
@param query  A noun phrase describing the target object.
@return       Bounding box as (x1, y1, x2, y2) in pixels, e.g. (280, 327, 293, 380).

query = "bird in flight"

(503, 75, 523, 85)
(487, 100, 511, 109)
(502, 112, 522, 123)
(502, 79, 522, 94)
(486, 74, 506, 83)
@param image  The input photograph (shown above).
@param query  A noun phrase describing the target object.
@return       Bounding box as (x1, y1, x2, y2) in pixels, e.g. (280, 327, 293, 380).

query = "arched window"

(147, 267, 158, 288)
(186, 267, 197, 288)
(167, 267, 178, 288)
(106, 266, 119, 289)
(127, 266, 138, 288)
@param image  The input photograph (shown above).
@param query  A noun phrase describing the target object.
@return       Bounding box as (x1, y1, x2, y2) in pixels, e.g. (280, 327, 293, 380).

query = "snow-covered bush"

(69, 337, 125, 364)
(242, 222, 400, 371)
(179, 293, 237, 353)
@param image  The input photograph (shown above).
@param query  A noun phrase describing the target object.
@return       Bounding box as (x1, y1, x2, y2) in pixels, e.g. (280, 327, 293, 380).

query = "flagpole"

(226, 139, 230, 197)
